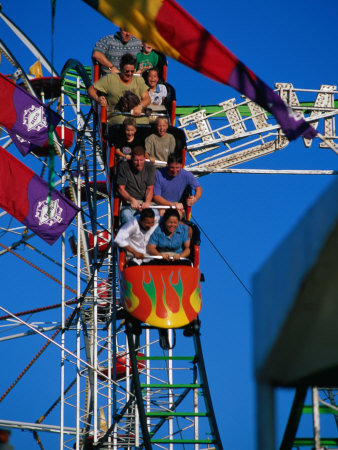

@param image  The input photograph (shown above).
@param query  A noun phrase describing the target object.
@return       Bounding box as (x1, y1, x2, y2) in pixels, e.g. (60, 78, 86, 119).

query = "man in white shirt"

(114, 208, 159, 265)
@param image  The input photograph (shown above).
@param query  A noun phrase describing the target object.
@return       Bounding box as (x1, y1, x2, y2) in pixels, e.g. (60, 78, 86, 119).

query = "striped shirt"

(93, 32, 142, 74)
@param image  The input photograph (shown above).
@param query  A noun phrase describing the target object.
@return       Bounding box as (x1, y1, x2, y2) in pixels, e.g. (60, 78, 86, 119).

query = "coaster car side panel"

(120, 264, 202, 328)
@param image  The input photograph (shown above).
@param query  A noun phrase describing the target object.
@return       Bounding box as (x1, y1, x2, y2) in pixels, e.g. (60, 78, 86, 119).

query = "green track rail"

(61, 63, 92, 105)
(293, 438, 338, 447)
(128, 331, 223, 449)
(176, 100, 338, 118)
(280, 387, 338, 450)
(302, 404, 338, 414)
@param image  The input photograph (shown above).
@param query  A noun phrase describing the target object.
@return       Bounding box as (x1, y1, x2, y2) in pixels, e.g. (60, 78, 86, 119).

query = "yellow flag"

(99, 407, 108, 432)
(29, 59, 43, 78)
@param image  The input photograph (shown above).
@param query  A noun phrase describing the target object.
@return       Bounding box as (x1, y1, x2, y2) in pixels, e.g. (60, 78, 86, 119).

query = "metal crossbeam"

(179, 84, 338, 171)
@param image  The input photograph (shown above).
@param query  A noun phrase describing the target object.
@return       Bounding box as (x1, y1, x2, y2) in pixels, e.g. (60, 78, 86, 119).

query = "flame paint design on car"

(120, 265, 202, 328)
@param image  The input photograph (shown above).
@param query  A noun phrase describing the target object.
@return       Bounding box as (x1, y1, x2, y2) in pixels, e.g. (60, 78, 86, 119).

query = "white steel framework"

(0, 8, 338, 450)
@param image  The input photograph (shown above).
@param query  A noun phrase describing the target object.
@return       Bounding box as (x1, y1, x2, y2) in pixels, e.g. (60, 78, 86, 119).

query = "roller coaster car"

(153, 50, 168, 82)
(93, 60, 175, 144)
(93, 50, 167, 82)
(163, 81, 176, 126)
(29, 76, 62, 100)
(118, 245, 202, 329)
(98, 352, 145, 381)
(141, 69, 176, 125)
(107, 123, 187, 233)
(32, 125, 74, 157)
(107, 122, 185, 163)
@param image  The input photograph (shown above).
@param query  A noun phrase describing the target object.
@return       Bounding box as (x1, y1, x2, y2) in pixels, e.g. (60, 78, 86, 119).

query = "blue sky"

(0, 0, 337, 448)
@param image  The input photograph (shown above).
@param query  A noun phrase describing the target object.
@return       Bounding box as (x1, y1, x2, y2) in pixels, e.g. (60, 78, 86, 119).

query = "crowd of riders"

(88, 29, 203, 266)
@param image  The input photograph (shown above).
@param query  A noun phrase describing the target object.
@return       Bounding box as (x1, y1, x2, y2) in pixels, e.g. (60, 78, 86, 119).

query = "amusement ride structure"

(0, 6, 338, 450)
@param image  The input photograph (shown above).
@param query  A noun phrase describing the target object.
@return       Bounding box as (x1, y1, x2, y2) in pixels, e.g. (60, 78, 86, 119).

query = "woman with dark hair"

(88, 53, 151, 125)
(145, 68, 168, 123)
(146, 208, 191, 264)
(146, 68, 167, 106)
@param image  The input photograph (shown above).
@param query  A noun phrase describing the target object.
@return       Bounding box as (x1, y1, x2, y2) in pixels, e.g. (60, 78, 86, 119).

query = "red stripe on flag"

(0, 146, 33, 221)
(155, 0, 239, 83)
(0, 74, 17, 129)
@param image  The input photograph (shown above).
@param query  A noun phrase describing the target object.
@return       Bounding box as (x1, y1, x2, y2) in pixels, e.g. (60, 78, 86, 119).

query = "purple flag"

(0, 146, 80, 245)
(228, 63, 317, 140)
(0, 73, 61, 155)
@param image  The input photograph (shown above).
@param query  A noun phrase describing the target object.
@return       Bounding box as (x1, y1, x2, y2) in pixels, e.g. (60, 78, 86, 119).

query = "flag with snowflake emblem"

(0, 73, 61, 155)
(0, 146, 80, 245)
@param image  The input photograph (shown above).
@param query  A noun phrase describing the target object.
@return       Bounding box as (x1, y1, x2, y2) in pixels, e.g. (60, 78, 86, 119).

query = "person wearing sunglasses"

(88, 53, 151, 126)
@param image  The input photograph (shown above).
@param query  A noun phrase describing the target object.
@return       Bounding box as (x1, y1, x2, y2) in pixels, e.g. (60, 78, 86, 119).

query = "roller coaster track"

(55, 58, 223, 449)
(1, 7, 338, 449)
(4, 51, 224, 447)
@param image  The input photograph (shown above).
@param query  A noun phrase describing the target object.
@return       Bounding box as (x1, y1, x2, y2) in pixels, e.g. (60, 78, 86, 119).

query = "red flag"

(0, 146, 80, 245)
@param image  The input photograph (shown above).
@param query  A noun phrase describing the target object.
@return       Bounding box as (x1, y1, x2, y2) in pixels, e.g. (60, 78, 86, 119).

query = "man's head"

(131, 146, 146, 172)
(166, 154, 182, 177)
(119, 29, 133, 43)
(139, 208, 155, 230)
(156, 117, 169, 138)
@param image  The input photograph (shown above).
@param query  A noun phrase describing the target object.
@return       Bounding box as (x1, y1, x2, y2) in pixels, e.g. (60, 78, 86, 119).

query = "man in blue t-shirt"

(153, 154, 203, 215)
